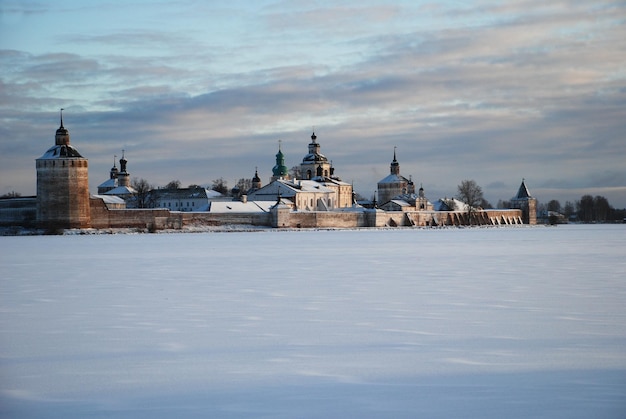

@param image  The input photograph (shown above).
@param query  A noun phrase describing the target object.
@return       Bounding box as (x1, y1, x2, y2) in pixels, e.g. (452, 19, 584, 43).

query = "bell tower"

(300, 131, 331, 179)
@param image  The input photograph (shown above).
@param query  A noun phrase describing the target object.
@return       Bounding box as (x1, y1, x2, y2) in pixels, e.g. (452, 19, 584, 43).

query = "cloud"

(1, 0, 625, 206)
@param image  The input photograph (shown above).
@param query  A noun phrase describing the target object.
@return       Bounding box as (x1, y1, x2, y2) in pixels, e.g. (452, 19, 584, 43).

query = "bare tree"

(131, 177, 154, 208)
(594, 195, 611, 222)
(165, 180, 181, 189)
(547, 199, 561, 213)
(456, 179, 484, 224)
(233, 178, 252, 197)
(497, 199, 511, 209)
(563, 201, 575, 219)
(577, 195, 594, 223)
(479, 198, 493, 209)
(211, 178, 229, 195)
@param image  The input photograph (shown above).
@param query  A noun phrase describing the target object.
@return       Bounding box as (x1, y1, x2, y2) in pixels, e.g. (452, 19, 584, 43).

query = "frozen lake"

(1, 225, 625, 418)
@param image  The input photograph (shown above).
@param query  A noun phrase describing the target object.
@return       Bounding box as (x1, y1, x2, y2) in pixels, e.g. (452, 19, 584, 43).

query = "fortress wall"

(376, 209, 524, 227)
(89, 197, 111, 229)
(106, 208, 172, 229)
(179, 212, 272, 227)
(88, 203, 273, 230)
(0, 198, 37, 227)
(275, 211, 366, 228)
(84, 200, 525, 231)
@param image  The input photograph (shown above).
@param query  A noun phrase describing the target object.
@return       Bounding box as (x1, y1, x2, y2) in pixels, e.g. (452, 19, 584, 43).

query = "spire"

(390, 147, 400, 175)
(109, 154, 119, 179)
(55, 108, 70, 146)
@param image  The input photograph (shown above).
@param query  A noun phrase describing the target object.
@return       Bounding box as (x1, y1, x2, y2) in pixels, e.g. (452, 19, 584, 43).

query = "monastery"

(0, 114, 536, 231)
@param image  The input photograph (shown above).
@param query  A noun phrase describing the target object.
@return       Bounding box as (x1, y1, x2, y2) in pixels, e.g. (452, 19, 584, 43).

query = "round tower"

(36, 110, 91, 229)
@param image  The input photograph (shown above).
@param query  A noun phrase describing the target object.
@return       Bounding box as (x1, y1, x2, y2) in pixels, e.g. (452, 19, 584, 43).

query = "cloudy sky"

(1, 0, 625, 207)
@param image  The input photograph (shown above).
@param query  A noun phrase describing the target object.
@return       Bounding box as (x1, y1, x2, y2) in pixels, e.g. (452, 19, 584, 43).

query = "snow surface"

(1, 225, 625, 418)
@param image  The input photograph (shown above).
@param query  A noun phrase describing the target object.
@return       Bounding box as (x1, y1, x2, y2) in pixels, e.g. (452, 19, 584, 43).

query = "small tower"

(415, 183, 431, 211)
(390, 147, 400, 176)
(510, 179, 537, 224)
(407, 175, 415, 195)
(36, 109, 91, 228)
(300, 131, 331, 180)
(251, 167, 262, 191)
(271, 141, 289, 182)
(109, 156, 119, 180)
(117, 150, 130, 188)
(97, 155, 119, 194)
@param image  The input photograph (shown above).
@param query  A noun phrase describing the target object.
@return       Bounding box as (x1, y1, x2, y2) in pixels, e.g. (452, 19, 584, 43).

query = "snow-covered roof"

(38, 144, 84, 159)
(91, 194, 125, 204)
(310, 176, 351, 186)
(207, 201, 273, 213)
(248, 179, 334, 200)
(152, 187, 222, 201)
(377, 173, 410, 184)
(97, 178, 117, 189)
(104, 186, 137, 195)
(293, 180, 334, 193)
(432, 198, 469, 211)
(389, 199, 411, 207)
(302, 152, 328, 163)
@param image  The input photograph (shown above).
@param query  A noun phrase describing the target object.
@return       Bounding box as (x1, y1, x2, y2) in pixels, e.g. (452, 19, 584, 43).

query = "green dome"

(272, 147, 288, 176)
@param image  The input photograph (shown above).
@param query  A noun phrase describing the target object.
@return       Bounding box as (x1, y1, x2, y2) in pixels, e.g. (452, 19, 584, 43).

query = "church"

(247, 131, 353, 210)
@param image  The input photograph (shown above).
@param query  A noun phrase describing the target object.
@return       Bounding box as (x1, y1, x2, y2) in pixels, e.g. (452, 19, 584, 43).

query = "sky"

(1, 0, 625, 207)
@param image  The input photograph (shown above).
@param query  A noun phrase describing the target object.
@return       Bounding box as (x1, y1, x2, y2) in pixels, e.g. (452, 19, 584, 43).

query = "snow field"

(1, 225, 625, 418)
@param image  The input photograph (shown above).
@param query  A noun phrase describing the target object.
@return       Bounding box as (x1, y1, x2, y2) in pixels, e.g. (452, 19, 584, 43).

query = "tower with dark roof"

(510, 179, 537, 224)
(36, 110, 91, 228)
(251, 168, 262, 191)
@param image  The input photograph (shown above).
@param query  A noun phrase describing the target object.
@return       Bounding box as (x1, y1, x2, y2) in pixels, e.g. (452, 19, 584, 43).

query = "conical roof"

(514, 179, 532, 199)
